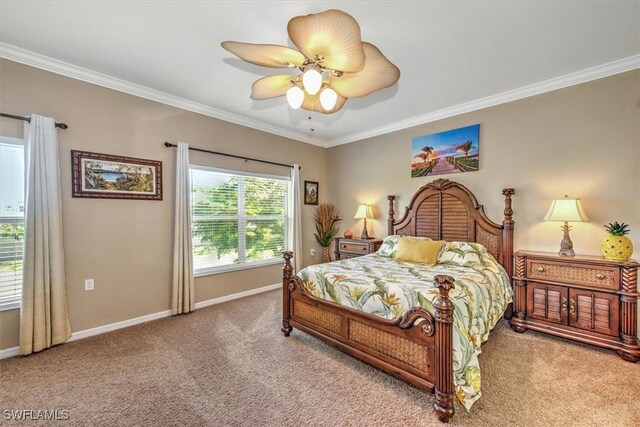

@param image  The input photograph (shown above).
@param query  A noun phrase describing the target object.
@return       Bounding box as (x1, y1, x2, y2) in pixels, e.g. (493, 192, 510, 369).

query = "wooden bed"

(281, 179, 515, 422)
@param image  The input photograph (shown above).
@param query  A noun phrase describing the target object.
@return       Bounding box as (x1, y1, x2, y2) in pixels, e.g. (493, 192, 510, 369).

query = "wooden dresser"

(334, 237, 382, 260)
(510, 250, 639, 362)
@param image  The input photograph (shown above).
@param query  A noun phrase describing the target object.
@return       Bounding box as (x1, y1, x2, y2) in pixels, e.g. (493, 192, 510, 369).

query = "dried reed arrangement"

(312, 204, 341, 262)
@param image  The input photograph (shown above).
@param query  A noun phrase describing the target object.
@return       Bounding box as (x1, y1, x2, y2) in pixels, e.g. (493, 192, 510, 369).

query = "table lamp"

(354, 204, 374, 239)
(543, 195, 589, 256)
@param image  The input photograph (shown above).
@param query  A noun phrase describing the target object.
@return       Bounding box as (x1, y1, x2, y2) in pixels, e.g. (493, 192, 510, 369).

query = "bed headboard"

(387, 179, 515, 276)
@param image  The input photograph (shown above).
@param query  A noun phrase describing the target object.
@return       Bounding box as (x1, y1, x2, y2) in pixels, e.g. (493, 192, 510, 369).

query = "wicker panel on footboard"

(290, 292, 436, 384)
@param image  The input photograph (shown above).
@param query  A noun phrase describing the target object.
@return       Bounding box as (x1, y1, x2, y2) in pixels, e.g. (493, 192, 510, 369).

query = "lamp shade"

(354, 204, 374, 219)
(543, 197, 589, 222)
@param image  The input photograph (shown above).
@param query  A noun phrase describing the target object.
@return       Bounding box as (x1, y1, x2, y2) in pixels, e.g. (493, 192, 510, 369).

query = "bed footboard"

(281, 251, 456, 423)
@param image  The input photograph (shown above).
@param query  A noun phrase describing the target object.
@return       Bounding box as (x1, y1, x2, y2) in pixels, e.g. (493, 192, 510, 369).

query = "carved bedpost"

(509, 252, 528, 333)
(618, 263, 640, 362)
(502, 188, 515, 319)
(433, 275, 455, 423)
(387, 195, 396, 235)
(281, 251, 294, 337)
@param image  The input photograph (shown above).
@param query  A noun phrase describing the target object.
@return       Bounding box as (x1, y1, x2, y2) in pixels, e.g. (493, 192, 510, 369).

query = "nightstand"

(510, 250, 639, 362)
(334, 237, 382, 260)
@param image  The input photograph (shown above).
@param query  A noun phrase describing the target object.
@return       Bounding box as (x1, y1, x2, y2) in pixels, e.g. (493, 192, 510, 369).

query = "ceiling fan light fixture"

(222, 9, 400, 115)
(319, 87, 338, 111)
(286, 86, 304, 109)
(302, 68, 322, 95)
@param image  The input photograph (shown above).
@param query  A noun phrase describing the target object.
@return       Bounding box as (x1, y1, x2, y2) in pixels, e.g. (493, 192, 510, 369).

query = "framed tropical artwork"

(411, 124, 480, 178)
(304, 180, 319, 205)
(71, 150, 162, 200)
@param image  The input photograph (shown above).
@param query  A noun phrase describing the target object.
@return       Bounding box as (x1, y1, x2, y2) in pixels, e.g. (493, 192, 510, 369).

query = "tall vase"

(322, 247, 331, 263)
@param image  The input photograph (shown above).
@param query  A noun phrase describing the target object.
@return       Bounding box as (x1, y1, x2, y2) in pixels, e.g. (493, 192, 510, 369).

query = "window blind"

(0, 138, 25, 310)
(190, 167, 290, 274)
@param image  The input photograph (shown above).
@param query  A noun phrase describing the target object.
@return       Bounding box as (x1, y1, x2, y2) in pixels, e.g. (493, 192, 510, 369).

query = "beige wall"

(0, 59, 327, 350)
(327, 70, 640, 337)
(327, 70, 640, 261)
(1, 60, 638, 351)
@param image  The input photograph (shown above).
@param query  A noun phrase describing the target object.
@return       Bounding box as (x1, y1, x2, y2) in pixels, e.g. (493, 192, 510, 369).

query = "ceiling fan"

(221, 9, 400, 114)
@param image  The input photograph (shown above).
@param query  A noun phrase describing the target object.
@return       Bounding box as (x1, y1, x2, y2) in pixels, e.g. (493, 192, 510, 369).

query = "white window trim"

(190, 164, 291, 277)
(0, 300, 20, 312)
(194, 258, 283, 277)
(0, 136, 25, 311)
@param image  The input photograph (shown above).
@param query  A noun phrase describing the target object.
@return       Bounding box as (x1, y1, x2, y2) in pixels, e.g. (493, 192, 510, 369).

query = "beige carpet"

(1, 290, 638, 426)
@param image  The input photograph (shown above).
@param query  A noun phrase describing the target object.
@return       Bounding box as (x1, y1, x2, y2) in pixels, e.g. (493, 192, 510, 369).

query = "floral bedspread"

(297, 245, 512, 410)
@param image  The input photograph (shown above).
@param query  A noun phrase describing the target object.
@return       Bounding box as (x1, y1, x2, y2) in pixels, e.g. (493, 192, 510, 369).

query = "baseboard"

(0, 346, 20, 359)
(194, 283, 280, 309)
(0, 283, 280, 360)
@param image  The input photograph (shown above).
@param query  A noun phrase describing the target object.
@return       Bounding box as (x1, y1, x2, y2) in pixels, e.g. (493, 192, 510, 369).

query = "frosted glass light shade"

(354, 204, 374, 219)
(286, 86, 304, 109)
(302, 69, 322, 95)
(319, 88, 338, 110)
(543, 197, 589, 222)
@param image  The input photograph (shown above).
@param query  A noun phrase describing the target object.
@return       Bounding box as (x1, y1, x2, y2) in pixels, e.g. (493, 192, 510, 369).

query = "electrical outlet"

(85, 279, 94, 291)
(310, 249, 316, 256)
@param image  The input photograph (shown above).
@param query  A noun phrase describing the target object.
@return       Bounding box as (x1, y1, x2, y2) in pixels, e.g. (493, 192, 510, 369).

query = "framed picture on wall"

(411, 124, 480, 178)
(304, 180, 319, 205)
(71, 150, 162, 200)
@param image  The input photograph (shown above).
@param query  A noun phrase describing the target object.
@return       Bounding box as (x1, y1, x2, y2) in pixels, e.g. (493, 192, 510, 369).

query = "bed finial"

(502, 188, 515, 224)
(387, 195, 396, 235)
(282, 251, 294, 280)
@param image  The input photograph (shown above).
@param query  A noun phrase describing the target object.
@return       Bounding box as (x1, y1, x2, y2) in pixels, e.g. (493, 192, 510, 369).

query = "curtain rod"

(0, 113, 68, 130)
(163, 142, 300, 170)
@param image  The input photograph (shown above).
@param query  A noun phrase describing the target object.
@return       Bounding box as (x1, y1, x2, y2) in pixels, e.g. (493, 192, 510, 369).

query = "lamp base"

(360, 218, 369, 240)
(558, 222, 575, 257)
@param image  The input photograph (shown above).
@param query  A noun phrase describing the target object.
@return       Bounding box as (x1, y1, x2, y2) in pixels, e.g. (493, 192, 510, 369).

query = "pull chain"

(308, 96, 316, 137)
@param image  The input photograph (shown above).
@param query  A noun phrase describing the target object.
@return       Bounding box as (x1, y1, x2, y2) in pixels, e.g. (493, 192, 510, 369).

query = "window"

(0, 137, 25, 310)
(190, 166, 290, 275)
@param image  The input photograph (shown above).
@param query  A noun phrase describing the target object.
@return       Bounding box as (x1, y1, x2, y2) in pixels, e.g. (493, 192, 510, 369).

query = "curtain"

(20, 114, 72, 355)
(289, 164, 303, 271)
(172, 142, 194, 315)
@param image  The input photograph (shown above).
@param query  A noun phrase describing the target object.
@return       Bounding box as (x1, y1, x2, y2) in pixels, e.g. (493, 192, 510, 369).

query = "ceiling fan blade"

(300, 91, 347, 114)
(221, 41, 306, 68)
(251, 75, 294, 100)
(329, 42, 400, 98)
(287, 9, 365, 73)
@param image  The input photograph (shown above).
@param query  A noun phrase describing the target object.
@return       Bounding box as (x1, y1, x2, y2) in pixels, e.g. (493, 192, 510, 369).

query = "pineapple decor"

(601, 222, 633, 261)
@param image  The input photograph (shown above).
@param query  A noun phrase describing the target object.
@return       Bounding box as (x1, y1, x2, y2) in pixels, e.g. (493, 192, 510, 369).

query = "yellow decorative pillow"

(394, 237, 445, 266)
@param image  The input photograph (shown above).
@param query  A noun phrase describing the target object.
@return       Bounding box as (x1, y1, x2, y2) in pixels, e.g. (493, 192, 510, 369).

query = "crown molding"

(1, 42, 637, 149)
(0, 43, 326, 147)
(326, 54, 640, 147)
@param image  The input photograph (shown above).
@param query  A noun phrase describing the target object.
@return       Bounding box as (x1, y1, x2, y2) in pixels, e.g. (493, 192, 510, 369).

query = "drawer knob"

(361, 246, 366, 251)
(595, 273, 605, 280)
(341, 244, 346, 249)
(536, 266, 545, 272)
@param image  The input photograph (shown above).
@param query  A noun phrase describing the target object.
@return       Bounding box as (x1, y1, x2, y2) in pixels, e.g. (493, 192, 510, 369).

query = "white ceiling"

(1, 1, 639, 147)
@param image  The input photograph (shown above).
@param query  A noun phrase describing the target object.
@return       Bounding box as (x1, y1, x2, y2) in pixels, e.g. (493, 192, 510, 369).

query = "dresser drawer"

(526, 259, 619, 290)
(339, 242, 369, 254)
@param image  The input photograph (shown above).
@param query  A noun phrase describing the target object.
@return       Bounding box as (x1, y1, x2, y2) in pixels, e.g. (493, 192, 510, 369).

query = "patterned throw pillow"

(437, 241, 487, 269)
(377, 235, 433, 257)
(394, 238, 445, 266)
(377, 235, 400, 257)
